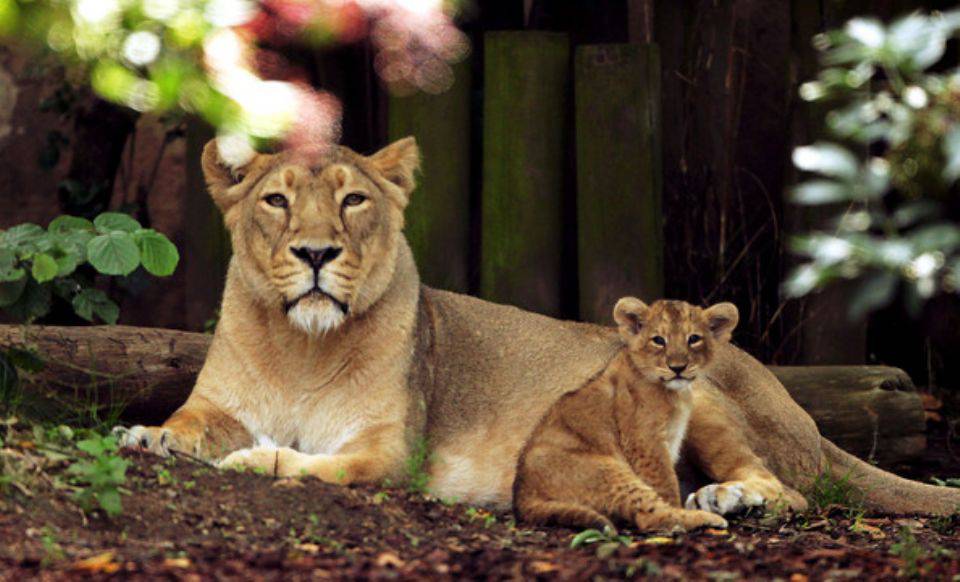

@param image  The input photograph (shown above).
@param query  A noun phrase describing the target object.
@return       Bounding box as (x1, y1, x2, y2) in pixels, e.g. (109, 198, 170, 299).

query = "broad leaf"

(87, 232, 140, 276)
(792, 143, 860, 180)
(848, 271, 898, 321)
(94, 212, 141, 234)
(4, 279, 51, 323)
(30, 253, 58, 283)
(0, 248, 24, 283)
(72, 288, 120, 324)
(134, 229, 179, 277)
(791, 180, 852, 205)
(0, 223, 44, 248)
(48, 215, 94, 234)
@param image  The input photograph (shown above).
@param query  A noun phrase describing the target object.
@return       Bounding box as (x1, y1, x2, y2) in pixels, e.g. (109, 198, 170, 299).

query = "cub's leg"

(515, 499, 615, 531)
(116, 395, 252, 459)
(595, 459, 728, 532)
(684, 391, 808, 515)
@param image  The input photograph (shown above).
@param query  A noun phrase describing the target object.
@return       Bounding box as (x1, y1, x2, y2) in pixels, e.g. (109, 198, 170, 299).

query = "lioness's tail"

(822, 439, 960, 515)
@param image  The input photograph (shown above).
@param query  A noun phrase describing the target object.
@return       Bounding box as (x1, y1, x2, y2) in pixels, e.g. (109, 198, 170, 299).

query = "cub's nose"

(290, 245, 342, 270)
(669, 364, 687, 375)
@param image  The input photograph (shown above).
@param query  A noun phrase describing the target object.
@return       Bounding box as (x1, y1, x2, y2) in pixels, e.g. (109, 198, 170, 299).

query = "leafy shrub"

(0, 212, 178, 324)
(786, 9, 960, 318)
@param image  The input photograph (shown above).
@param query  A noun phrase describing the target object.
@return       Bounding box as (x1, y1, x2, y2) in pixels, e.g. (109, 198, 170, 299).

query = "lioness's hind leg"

(516, 499, 614, 531)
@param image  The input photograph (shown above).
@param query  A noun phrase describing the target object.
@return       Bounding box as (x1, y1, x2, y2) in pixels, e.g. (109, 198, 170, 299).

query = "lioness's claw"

(113, 425, 173, 456)
(685, 482, 760, 515)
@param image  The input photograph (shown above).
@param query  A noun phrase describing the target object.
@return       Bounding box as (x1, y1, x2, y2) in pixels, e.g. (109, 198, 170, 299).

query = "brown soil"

(1, 447, 959, 581)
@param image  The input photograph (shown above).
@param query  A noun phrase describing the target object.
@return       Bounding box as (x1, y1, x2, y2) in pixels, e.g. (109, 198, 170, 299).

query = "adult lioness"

(119, 137, 959, 515)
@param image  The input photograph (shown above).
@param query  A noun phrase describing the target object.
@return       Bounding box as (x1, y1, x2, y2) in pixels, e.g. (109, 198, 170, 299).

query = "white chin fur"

(287, 303, 345, 336)
(664, 378, 692, 391)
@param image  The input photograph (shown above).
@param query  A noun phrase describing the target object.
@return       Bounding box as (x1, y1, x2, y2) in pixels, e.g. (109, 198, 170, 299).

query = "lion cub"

(514, 298, 739, 532)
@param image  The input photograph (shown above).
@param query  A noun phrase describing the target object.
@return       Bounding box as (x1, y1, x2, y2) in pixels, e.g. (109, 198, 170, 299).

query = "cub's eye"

(651, 336, 666, 347)
(688, 334, 704, 346)
(342, 192, 367, 207)
(263, 193, 288, 208)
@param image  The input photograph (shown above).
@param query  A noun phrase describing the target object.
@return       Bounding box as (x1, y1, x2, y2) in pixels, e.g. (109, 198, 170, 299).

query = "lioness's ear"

(201, 138, 269, 212)
(369, 136, 420, 203)
(613, 297, 649, 339)
(703, 302, 739, 342)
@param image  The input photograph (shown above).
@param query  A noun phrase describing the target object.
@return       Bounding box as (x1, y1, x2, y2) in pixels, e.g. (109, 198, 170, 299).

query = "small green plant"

(39, 527, 65, 567)
(890, 526, 925, 578)
(67, 433, 130, 517)
(570, 526, 632, 559)
(804, 467, 865, 514)
(0, 212, 179, 324)
(465, 506, 498, 528)
(404, 437, 432, 494)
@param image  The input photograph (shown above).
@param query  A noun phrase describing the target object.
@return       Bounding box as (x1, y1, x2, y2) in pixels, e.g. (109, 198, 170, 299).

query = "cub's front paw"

(685, 482, 761, 515)
(677, 509, 729, 531)
(113, 425, 176, 457)
(219, 446, 299, 475)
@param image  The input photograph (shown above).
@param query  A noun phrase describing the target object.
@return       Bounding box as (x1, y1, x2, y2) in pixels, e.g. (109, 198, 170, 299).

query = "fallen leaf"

(163, 557, 192, 569)
(376, 552, 405, 568)
(641, 536, 674, 545)
(72, 551, 120, 574)
(297, 543, 321, 554)
(529, 561, 559, 574)
(704, 528, 729, 536)
(789, 574, 809, 582)
(850, 523, 885, 540)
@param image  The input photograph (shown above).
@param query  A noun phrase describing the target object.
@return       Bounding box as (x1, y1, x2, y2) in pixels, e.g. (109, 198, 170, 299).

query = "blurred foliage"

(786, 9, 960, 319)
(0, 0, 467, 153)
(0, 212, 179, 324)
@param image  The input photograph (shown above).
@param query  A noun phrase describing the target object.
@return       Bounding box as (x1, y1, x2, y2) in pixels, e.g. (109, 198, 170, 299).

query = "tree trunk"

(0, 325, 928, 465)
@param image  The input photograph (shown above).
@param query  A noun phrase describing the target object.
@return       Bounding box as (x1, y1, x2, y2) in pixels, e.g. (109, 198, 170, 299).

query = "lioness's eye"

(652, 336, 666, 347)
(342, 193, 367, 207)
(263, 193, 288, 208)
(688, 334, 703, 346)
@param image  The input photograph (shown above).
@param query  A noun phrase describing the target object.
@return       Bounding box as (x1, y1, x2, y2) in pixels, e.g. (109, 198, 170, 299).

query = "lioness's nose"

(290, 245, 342, 270)
(669, 364, 687, 375)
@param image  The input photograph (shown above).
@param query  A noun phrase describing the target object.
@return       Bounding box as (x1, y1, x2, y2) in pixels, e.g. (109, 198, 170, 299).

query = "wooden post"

(388, 59, 472, 293)
(575, 44, 663, 323)
(481, 32, 570, 316)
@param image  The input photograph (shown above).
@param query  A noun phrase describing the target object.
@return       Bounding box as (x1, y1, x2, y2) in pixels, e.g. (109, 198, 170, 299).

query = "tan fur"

(514, 299, 736, 532)
(118, 138, 960, 516)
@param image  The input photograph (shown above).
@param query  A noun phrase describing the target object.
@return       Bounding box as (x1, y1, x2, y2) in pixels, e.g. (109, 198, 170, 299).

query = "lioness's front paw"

(685, 482, 762, 515)
(219, 446, 295, 475)
(113, 425, 175, 457)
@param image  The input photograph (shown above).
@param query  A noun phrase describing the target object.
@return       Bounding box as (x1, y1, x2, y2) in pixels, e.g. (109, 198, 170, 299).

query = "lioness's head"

(202, 137, 420, 335)
(613, 298, 738, 391)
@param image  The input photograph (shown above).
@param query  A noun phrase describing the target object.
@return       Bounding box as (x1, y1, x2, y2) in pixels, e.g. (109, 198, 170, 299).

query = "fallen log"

(0, 325, 927, 465)
(769, 365, 926, 466)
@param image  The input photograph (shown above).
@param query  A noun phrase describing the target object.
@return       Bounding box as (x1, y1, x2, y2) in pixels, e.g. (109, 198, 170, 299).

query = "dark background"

(0, 0, 957, 394)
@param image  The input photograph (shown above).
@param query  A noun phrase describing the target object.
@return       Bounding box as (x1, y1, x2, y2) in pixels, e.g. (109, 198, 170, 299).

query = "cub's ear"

(201, 138, 271, 213)
(613, 297, 649, 338)
(703, 302, 739, 342)
(369, 136, 420, 205)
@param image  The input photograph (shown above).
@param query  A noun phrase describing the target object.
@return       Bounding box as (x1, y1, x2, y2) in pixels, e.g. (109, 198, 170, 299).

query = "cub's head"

(202, 137, 420, 335)
(613, 298, 739, 391)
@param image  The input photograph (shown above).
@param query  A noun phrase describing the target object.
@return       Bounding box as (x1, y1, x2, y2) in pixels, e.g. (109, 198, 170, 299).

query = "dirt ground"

(1, 435, 959, 582)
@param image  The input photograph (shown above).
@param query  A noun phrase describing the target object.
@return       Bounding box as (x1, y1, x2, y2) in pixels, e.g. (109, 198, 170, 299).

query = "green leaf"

(54, 252, 79, 277)
(72, 288, 119, 324)
(134, 229, 179, 277)
(96, 486, 122, 516)
(30, 253, 58, 283)
(0, 277, 26, 307)
(910, 223, 960, 253)
(0, 248, 24, 283)
(792, 143, 860, 180)
(791, 180, 852, 205)
(570, 529, 603, 548)
(848, 271, 898, 321)
(4, 279, 51, 323)
(93, 212, 141, 234)
(48, 215, 94, 234)
(943, 126, 960, 183)
(87, 232, 140, 276)
(0, 223, 44, 248)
